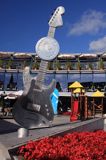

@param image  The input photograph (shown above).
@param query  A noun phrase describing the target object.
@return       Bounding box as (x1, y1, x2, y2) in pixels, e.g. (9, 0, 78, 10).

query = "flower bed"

(18, 130, 106, 160)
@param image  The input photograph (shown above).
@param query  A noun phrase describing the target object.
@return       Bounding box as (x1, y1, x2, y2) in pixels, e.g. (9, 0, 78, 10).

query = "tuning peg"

(50, 8, 56, 16)
(57, 6, 65, 14)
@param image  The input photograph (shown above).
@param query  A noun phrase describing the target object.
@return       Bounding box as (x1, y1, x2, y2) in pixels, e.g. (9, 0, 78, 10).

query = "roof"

(91, 90, 104, 97)
(101, 52, 106, 58)
(58, 54, 75, 59)
(69, 81, 83, 88)
(79, 53, 97, 59)
(73, 88, 85, 93)
(13, 53, 32, 58)
(0, 52, 12, 58)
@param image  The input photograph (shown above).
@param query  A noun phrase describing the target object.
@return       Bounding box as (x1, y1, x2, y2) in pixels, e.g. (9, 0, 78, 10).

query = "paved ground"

(0, 119, 20, 134)
(0, 115, 70, 134)
(0, 116, 105, 134)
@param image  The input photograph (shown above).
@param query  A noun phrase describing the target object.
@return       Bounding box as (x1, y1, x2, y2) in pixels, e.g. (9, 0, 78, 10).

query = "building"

(0, 51, 106, 92)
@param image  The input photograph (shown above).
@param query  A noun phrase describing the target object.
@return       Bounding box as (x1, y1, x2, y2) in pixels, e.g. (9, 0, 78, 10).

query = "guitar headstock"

(48, 6, 65, 28)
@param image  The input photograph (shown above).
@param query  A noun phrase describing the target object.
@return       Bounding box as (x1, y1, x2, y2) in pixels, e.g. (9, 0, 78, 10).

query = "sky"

(0, 0, 106, 54)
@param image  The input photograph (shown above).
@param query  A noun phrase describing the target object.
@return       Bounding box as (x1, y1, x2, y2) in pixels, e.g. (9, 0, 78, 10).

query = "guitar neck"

(36, 60, 48, 85)
(36, 26, 56, 86)
(48, 27, 56, 37)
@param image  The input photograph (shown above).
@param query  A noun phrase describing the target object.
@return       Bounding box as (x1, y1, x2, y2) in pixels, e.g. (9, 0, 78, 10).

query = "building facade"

(0, 51, 106, 92)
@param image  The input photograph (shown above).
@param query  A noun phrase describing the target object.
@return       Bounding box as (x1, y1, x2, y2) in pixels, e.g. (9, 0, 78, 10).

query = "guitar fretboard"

(36, 60, 48, 86)
(48, 27, 55, 38)
(35, 27, 56, 87)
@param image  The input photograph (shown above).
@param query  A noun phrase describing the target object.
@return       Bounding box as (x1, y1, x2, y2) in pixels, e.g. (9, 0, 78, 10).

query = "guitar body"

(13, 79, 56, 129)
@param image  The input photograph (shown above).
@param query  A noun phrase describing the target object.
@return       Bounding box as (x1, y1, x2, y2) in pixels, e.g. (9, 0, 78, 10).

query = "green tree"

(66, 61, 72, 70)
(6, 59, 12, 69)
(88, 63, 93, 70)
(99, 58, 104, 70)
(55, 60, 61, 70)
(32, 61, 39, 69)
(0, 59, 3, 68)
(0, 99, 4, 111)
(77, 58, 81, 70)
(47, 62, 53, 70)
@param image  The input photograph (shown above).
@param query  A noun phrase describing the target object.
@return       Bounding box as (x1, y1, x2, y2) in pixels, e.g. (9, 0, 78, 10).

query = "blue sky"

(0, 0, 106, 54)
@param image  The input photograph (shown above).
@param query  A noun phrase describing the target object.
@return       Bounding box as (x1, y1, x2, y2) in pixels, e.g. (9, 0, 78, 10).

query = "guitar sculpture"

(12, 6, 65, 129)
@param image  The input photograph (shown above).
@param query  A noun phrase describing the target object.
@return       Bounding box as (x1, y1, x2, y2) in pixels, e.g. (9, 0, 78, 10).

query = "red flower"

(18, 130, 106, 160)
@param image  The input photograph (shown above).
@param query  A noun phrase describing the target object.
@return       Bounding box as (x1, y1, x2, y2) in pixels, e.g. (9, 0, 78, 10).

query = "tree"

(54, 60, 61, 70)
(0, 99, 4, 111)
(66, 61, 72, 70)
(99, 58, 104, 70)
(32, 61, 39, 70)
(88, 63, 93, 70)
(77, 58, 81, 70)
(47, 62, 53, 70)
(0, 59, 3, 68)
(6, 59, 13, 69)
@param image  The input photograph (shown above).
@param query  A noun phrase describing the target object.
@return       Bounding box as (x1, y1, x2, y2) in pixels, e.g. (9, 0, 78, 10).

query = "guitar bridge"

(27, 103, 41, 112)
(32, 104, 41, 111)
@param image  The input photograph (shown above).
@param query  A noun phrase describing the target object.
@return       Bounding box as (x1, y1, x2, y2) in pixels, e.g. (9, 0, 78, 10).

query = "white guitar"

(12, 6, 65, 129)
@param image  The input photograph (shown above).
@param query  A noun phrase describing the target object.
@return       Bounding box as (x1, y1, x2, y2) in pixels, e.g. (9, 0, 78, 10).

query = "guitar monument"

(12, 6, 65, 130)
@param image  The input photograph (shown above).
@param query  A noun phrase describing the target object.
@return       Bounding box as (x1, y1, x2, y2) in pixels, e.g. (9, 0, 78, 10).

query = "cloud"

(69, 10, 106, 36)
(89, 36, 106, 51)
